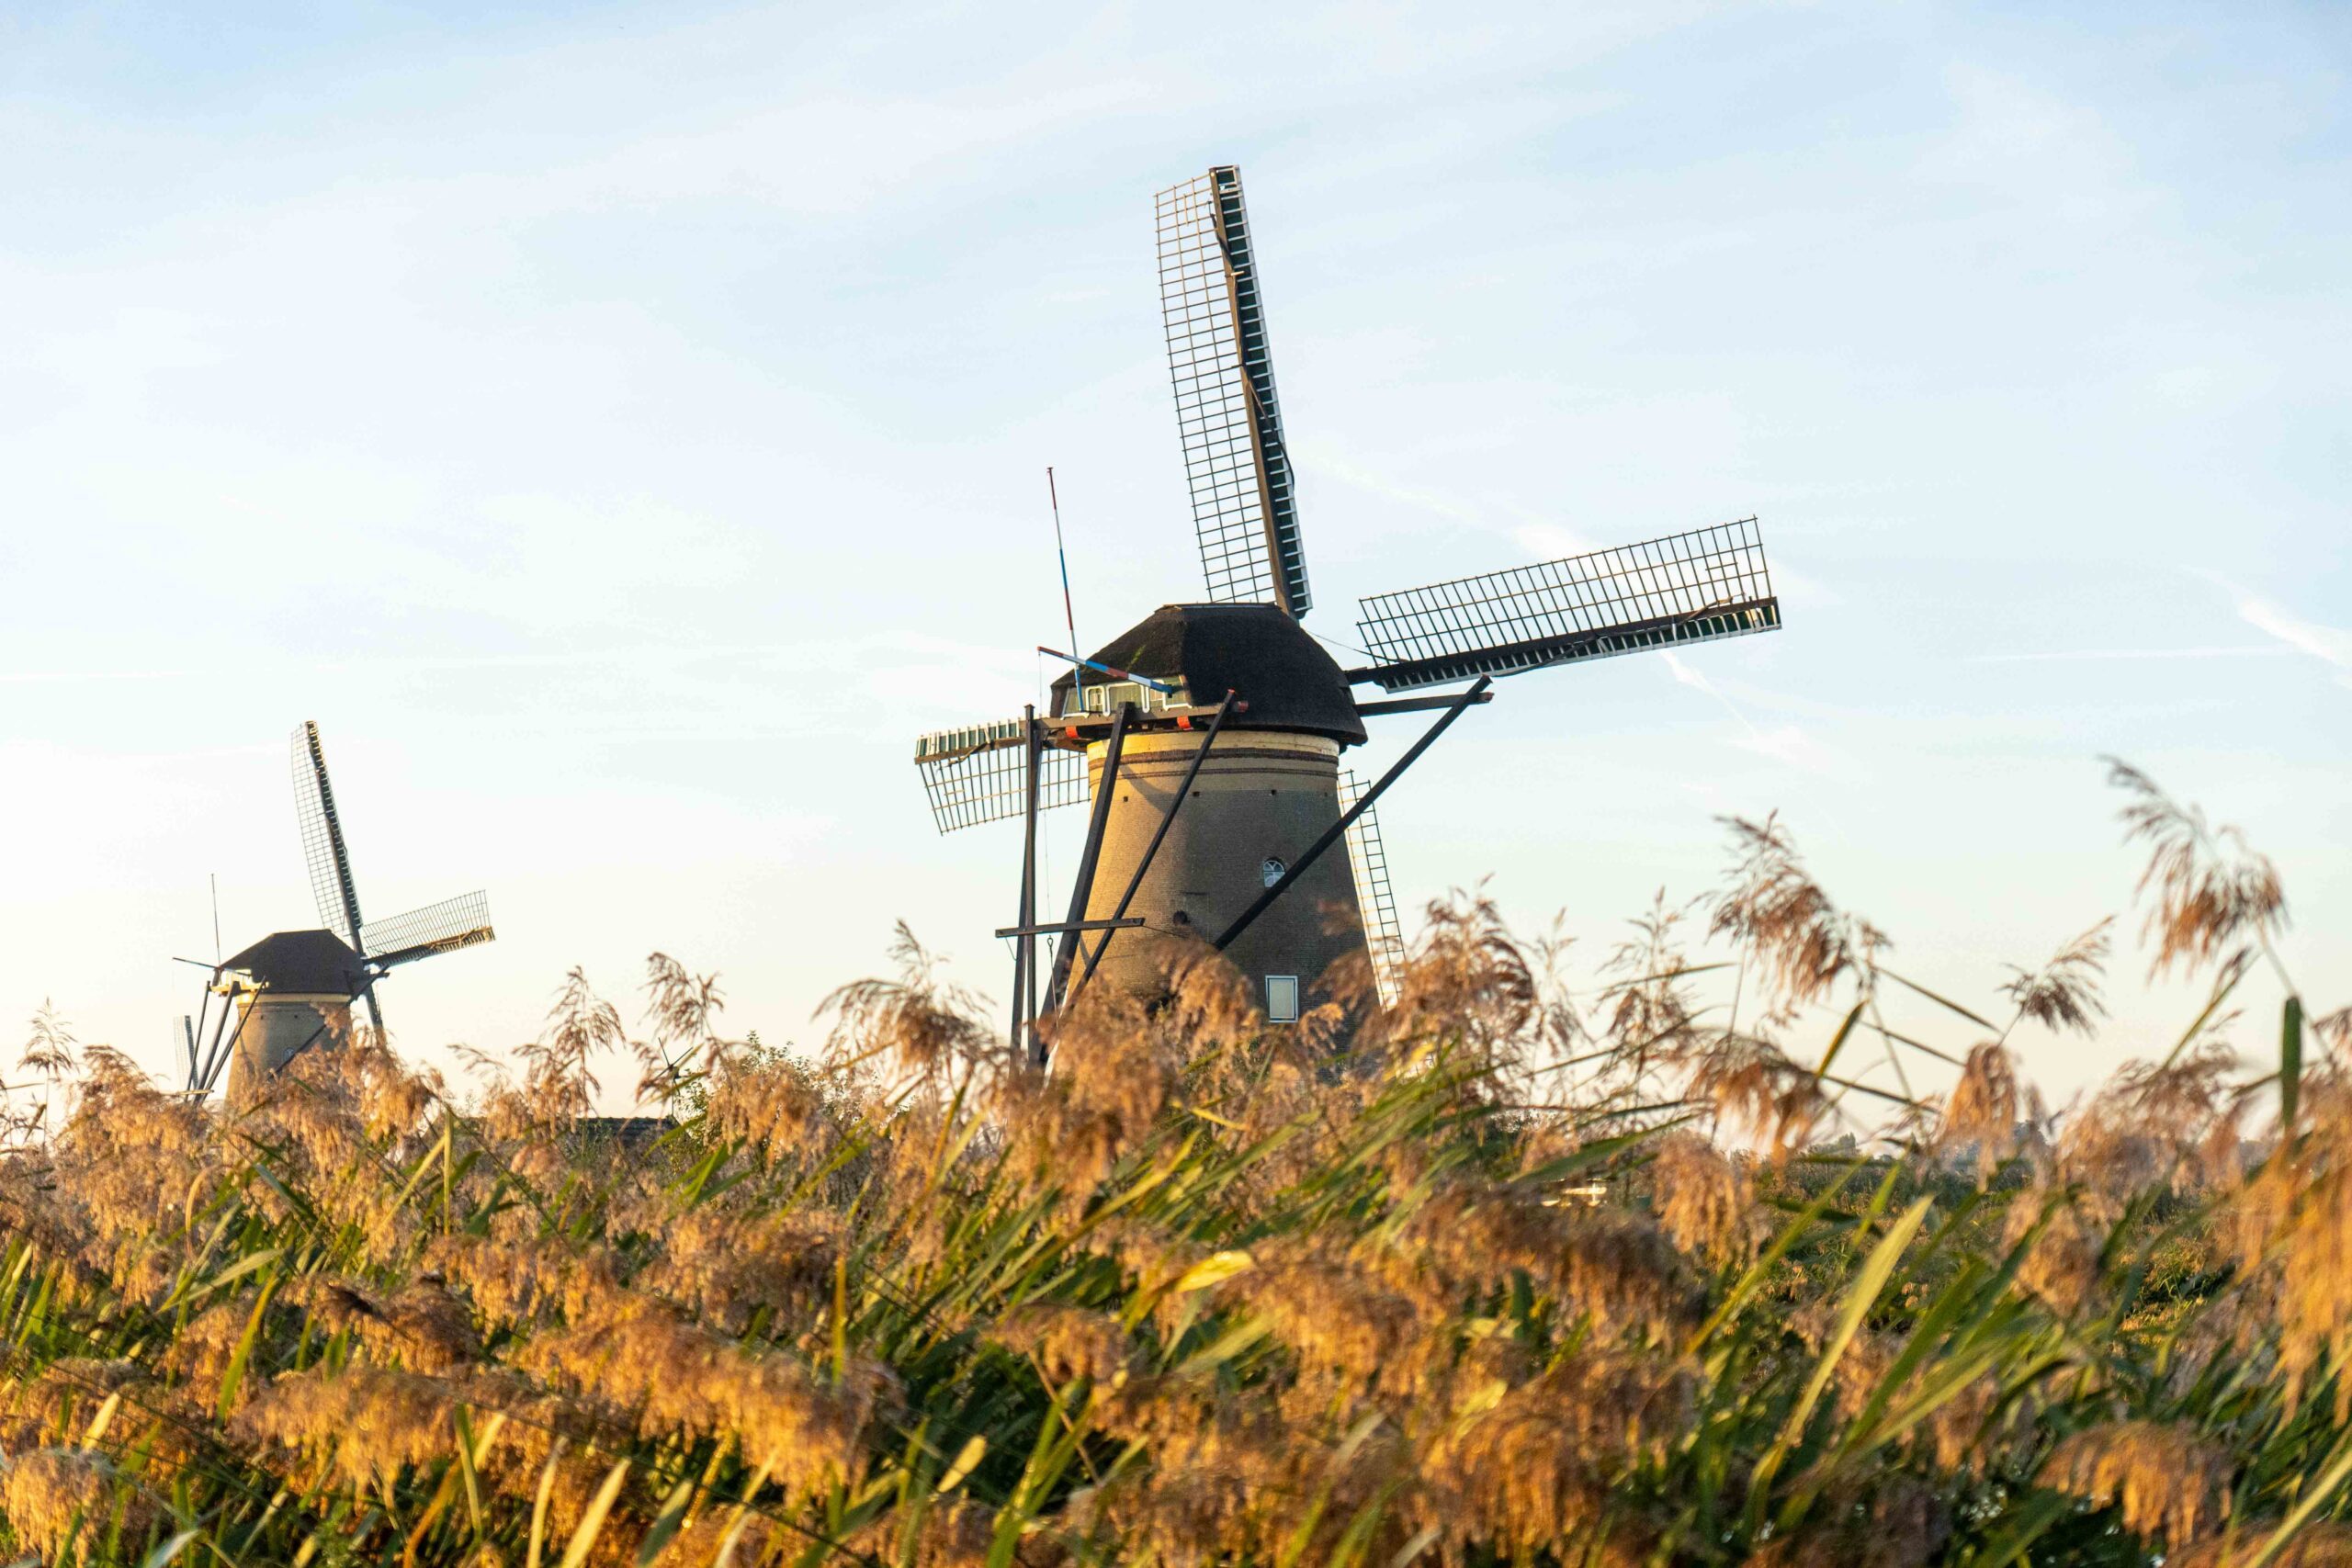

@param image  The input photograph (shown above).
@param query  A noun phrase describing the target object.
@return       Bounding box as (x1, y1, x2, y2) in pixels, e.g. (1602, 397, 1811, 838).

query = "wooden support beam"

(997, 917, 1146, 940)
(1072, 691, 1236, 1000)
(1353, 689, 1497, 718)
(1213, 676, 1491, 954)
(1037, 701, 1132, 1058)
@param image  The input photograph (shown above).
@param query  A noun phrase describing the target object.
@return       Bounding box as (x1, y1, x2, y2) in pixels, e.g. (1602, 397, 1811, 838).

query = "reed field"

(3, 759, 2347, 1567)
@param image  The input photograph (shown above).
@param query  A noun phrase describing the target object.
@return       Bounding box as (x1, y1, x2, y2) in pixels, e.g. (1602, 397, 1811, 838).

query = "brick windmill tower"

(913, 167, 1783, 1055)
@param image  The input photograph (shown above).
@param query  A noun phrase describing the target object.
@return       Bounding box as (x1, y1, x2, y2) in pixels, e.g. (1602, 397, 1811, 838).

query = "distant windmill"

(182, 722, 496, 1104)
(913, 166, 1784, 1055)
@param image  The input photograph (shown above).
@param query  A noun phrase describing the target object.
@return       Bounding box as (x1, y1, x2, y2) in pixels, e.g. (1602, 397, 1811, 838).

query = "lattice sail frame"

(1157, 166, 1311, 617)
(1352, 518, 1779, 693)
(362, 891, 495, 968)
(291, 720, 497, 980)
(1338, 771, 1406, 1009)
(915, 718, 1087, 835)
(292, 722, 365, 949)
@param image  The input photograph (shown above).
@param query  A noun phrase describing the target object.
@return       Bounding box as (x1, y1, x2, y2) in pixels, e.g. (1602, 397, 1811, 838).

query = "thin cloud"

(2207, 577, 2352, 689)
(2238, 600, 2352, 680)
(1660, 649, 1761, 744)
(1966, 646, 2290, 664)
(1730, 723, 1844, 773)
(1661, 649, 1849, 778)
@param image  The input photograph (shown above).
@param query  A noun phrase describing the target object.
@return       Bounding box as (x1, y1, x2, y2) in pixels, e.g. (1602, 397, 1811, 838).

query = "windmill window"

(1265, 975, 1300, 1022)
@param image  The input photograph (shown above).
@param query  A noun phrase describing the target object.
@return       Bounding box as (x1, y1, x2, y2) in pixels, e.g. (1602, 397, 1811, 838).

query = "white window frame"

(1264, 975, 1300, 1023)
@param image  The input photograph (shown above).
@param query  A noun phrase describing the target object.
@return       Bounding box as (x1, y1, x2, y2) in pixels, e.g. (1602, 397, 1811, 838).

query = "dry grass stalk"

(1648, 1132, 1759, 1264)
(2170, 1522, 2352, 1568)
(8, 1002, 79, 1146)
(1751, 1475, 1952, 1568)
(1600, 893, 1702, 1071)
(0, 760, 2343, 1567)
(2314, 1006, 2352, 1063)
(1936, 1042, 2030, 1176)
(2108, 758, 2288, 978)
(1, 1447, 157, 1560)
(987, 1304, 1136, 1388)
(639, 951, 733, 1100)
(1709, 815, 1887, 1025)
(2002, 918, 2113, 1036)
(820, 922, 1001, 1100)
(2041, 1419, 2233, 1546)
(237, 1364, 456, 1489)
(1674, 1031, 1832, 1161)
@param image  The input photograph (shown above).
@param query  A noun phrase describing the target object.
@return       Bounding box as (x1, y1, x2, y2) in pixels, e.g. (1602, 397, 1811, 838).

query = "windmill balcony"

(1062, 680, 1192, 719)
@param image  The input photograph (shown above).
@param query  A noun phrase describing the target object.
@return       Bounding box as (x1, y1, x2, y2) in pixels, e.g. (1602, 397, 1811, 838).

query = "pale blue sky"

(3, 2, 2345, 1110)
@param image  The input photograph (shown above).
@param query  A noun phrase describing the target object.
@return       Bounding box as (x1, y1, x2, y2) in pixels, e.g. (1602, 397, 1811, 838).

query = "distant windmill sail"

(1349, 518, 1780, 693)
(1158, 166, 1310, 618)
(286, 721, 496, 1038)
(292, 721, 365, 950)
(361, 890, 496, 969)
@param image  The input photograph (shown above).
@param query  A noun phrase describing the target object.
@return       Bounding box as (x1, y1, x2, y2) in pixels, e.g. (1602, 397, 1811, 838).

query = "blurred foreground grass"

(1, 761, 2346, 1567)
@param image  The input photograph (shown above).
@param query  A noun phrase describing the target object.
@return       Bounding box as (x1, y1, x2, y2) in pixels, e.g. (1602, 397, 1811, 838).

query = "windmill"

(183, 722, 496, 1104)
(914, 166, 1782, 1054)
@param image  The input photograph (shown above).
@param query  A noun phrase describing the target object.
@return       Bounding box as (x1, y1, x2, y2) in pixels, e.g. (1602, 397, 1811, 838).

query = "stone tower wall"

(223, 993, 353, 1108)
(1080, 729, 1370, 1017)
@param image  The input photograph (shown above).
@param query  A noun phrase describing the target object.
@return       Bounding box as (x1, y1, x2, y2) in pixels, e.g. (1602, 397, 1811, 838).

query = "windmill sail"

(277, 721, 495, 1047)
(914, 718, 1087, 834)
(291, 721, 365, 949)
(1349, 518, 1780, 693)
(1158, 166, 1310, 618)
(362, 890, 496, 969)
(1338, 771, 1406, 1009)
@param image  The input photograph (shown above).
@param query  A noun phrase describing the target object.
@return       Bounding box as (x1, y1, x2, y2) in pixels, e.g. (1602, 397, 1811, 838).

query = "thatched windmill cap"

(1049, 603, 1366, 745)
(222, 931, 367, 995)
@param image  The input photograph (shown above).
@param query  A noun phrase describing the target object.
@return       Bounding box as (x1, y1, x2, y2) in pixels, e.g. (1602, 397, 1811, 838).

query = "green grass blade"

(1752, 1196, 1933, 1532)
(2281, 994, 2305, 1139)
(557, 1460, 630, 1568)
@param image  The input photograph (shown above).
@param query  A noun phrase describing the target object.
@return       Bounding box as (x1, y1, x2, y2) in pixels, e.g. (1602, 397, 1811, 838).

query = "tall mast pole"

(1048, 468, 1083, 709)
